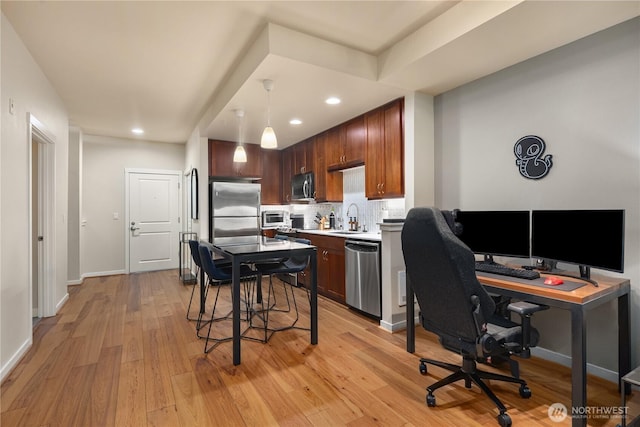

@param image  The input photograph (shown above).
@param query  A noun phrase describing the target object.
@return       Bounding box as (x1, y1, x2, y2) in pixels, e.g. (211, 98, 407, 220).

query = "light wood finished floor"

(1, 270, 637, 426)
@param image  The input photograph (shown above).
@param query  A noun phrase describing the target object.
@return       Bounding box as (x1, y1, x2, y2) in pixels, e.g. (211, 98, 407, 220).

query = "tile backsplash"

(270, 167, 405, 232)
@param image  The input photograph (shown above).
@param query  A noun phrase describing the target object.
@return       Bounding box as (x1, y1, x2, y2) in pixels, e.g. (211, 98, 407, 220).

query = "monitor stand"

(480, 254, 496, 264)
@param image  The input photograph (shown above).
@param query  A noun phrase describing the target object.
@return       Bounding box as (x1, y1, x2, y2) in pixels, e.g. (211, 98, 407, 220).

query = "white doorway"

(28, 114, 56, 321)
(125, 169, 181, 273)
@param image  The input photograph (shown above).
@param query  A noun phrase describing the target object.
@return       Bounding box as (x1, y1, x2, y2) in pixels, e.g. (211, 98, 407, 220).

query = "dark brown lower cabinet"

(297, 233, 346, 304)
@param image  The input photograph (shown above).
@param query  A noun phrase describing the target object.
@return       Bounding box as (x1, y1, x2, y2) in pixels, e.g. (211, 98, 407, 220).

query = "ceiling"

(2, 1, 638, 148)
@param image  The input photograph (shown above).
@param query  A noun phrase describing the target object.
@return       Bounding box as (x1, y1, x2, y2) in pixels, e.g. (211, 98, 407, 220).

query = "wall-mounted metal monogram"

(514, 135, 553, 180)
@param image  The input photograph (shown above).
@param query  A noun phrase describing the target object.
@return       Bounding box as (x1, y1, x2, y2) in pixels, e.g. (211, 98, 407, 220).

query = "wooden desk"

(406, 272, 631, 427)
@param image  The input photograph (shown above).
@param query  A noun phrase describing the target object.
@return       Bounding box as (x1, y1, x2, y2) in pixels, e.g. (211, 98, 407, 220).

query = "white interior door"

(128, 171, 180, 273)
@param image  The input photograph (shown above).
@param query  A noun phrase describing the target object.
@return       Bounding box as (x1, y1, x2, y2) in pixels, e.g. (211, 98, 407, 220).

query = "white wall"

(67, 127, 82, 284)
(434, 18, 640, 375)
(81, 135, 185, 276)
(184, 127, 209, 242)
(1, 13, 70, 379)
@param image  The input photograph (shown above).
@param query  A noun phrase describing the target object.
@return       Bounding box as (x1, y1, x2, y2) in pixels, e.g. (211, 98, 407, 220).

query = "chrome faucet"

(347, 203, 359, 231)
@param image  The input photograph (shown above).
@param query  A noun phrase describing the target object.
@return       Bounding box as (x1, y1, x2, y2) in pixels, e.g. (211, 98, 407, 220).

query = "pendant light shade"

(260, 79, 277, 149)
(233, 109, 247, 163)
(261, 126, 277, 149)
(233, 145, 247, 163)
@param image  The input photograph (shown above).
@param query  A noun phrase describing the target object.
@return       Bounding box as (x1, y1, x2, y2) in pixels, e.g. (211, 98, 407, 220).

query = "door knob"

(130, 221, 140, 231)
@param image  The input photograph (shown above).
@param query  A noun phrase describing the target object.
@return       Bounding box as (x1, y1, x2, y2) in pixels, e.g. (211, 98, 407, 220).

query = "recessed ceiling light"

(289, 119, 302, 125)
(325, 97, 341, 105)
(131, 128, 144, 135)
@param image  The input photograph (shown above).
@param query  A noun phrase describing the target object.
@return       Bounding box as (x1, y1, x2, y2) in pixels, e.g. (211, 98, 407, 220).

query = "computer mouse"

(544, 276, 564, 286)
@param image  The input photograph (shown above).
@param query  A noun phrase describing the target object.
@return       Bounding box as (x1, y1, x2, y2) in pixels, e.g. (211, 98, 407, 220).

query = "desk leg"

(310, 251, 318, 345)
(406, 275, 415, 353)
(619, 293, 631, 395)
(571, 307, 587, 427)
(232, 258, 241, 366)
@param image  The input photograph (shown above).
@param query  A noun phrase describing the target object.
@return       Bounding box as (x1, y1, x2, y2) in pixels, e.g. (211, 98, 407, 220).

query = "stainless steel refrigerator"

(209, 181, 261, 245)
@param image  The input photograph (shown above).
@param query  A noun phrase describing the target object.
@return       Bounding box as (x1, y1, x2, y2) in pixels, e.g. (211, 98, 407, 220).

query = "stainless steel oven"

(262, 210, 286, 228)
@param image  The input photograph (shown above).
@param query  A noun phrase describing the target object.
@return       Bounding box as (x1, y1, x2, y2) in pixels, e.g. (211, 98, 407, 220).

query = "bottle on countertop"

(329, 209, 335, 229)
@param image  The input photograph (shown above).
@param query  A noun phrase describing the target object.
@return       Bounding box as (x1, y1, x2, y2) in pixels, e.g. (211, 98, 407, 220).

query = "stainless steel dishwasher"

(345, 239, 381, 318)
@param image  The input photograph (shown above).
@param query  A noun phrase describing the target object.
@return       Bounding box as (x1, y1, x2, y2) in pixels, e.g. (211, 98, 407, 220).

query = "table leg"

(571, 307, 587, 427)
(310, 250, 318, 345)
(232, 258, 241, 366)
(619, 292, 631, 394)
(406, 274, 415, 353)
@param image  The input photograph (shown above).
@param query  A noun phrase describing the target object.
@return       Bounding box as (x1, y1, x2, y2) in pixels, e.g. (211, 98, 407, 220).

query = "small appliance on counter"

(290, 213, 305, 230)
(262, 210, 286, 228)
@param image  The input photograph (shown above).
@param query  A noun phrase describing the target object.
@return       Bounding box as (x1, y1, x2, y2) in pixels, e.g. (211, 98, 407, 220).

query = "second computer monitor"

(455, 210, 530, 259)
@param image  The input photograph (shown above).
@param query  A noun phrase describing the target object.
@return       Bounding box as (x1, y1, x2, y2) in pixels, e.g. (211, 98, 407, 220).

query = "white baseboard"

(379, 320, 398, 332)
(379, 315, 420, 332)
(530, 347, 618, 384)
(0, 337, 32, 383)
(67, 278, 83, 286)
(81, 269, 126, 279)
(55, 292, 69, 314)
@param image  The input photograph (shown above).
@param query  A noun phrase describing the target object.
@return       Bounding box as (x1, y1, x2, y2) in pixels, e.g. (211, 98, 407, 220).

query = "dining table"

(207, 236, 318, 365)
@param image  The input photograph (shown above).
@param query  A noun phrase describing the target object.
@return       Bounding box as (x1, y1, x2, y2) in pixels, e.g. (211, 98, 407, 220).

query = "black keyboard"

(475, 262, 540, 280)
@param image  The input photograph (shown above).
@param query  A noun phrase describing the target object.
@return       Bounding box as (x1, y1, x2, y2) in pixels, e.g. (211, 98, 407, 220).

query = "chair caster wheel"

(419, 362, 428, 375)
(426, 392, 436, 407)
(519, 384, 532, 398)
(497, 413, 512, 427)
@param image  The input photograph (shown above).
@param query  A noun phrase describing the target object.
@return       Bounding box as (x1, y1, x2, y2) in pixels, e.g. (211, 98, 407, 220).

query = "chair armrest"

(506, 301, 548, 358)
(507, 301, 549, 316)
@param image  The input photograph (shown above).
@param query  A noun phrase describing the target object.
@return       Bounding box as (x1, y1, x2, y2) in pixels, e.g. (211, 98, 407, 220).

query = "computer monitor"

(455, 210, 530, 262)
(531, 210, 625, 279)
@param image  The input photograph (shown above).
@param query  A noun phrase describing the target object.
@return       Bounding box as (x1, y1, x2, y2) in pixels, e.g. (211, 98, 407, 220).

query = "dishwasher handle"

(345, 240, 380, 251)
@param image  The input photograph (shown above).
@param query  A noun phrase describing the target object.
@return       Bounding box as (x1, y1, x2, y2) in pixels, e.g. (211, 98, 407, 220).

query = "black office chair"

(252, 237, 311, 342)
(197, 241, 259, 353)
(401, 207, 546, 427)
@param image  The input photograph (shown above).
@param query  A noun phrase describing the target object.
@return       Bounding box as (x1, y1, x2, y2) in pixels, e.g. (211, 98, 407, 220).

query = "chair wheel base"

(497, 413, 512, 427)
(519, 384, 532, 398)
(426, 393, 436, 407)
(419, 362, 428, 375)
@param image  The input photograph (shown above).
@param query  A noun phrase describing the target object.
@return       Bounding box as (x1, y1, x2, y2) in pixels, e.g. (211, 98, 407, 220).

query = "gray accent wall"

(434, 18, 640, 374)
(82, 135, 185, 276)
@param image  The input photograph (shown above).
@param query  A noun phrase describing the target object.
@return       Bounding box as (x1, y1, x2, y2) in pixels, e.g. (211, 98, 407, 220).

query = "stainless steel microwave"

(262, 210, 286, 228)
(292, 172, 314, 201)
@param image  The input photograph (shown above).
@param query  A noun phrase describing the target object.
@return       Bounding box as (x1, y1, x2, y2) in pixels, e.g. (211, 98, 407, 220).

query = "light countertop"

(295, 228, 382, 242)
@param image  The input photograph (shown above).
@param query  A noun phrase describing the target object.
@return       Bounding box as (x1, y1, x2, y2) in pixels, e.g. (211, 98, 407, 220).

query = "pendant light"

(260, 79, 277, 149)
(233, 109, 247, 163)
